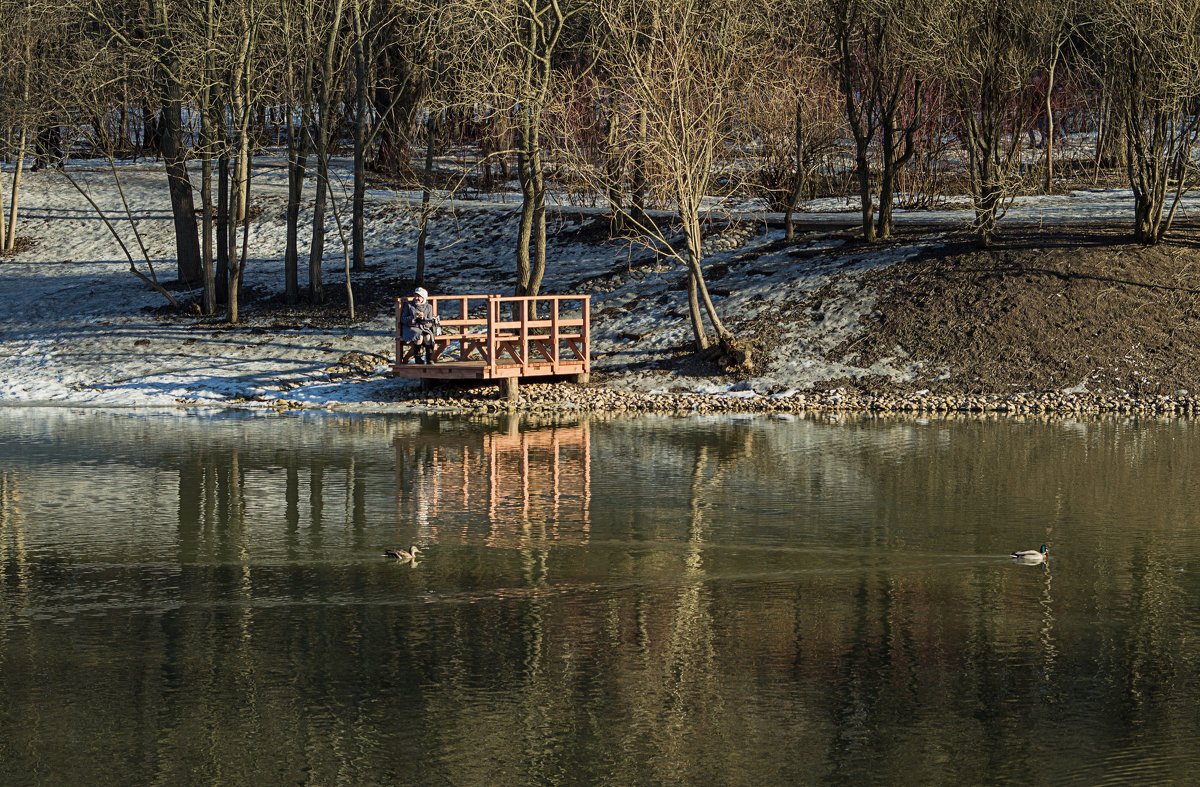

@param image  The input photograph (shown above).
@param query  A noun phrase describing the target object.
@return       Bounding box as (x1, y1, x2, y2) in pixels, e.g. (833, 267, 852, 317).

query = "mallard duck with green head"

(1010, 544, 1048, 563)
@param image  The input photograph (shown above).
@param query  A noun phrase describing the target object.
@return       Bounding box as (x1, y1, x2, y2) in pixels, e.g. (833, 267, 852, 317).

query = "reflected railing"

(394, 420, 591, 542)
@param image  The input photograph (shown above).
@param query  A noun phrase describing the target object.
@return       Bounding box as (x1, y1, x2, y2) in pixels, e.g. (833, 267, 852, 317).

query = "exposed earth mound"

(833, 222, 1200, 398)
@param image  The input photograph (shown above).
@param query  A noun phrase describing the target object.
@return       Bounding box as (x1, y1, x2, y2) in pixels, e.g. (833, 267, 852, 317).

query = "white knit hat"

(414, 287, 428, 299)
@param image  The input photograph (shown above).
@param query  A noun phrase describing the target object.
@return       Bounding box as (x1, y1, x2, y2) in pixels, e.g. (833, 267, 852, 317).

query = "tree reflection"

(2, 412, 1200, 783)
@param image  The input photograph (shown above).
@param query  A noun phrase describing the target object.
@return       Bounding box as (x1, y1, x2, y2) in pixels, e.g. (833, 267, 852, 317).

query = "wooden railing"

(395, 293, 590, 378)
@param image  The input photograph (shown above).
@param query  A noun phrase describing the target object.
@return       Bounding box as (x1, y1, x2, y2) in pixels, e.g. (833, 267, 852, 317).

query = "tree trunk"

(630, 107, 649, 228)
(198, 0, 218, 315)
(160, 86, 204, 287)
(416, 114, 436, 288)
(784, 98, 805, 242)
(1096, 94, 1127, 171)
(528, 123, 547, 298)
(284, 112, 305, 304)
(351, 0, 369, 273)
(875, 88, 922, 241)
(308, 0, 346, 305)
(309, 155, 329, 305)
(4, 128, 24, 251)
(282, 0, 310, 305)
(854, 137, 875, 242)
(684, 266, 707, 352)
(226, 5, 257, 324)
(227, 140, 250, 323)
(877, 124, 897, 241)
(6, 44, 30, 252)
(515, 114, 534, 296)
(141, 101, 159, 156)
(1045, 48, 1060, 195)
(0, 163, 6, 252)
(679, 203, 730, 351)
(216, 150, 230, 304)
(149, 0, 203, 286)
(199, 130, 216, 315)
(603, 93, 625, 236)
(284, 105, 304, 304)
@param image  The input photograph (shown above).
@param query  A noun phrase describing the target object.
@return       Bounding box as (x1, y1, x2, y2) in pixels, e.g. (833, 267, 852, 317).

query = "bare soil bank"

(792, 221, 1200, 398)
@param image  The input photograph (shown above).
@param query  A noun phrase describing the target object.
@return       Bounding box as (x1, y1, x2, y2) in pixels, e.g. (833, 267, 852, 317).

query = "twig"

(59, 168, 178, 306)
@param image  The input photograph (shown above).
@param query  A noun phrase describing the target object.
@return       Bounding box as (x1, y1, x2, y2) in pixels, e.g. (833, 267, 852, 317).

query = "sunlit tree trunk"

(148, 0, 203, 286)
(308, 0, 346, 305)
(5, 36, 30, 252)
(197, 0, 218, 315)
(282, 0, 312, 305)
(226, 3, 258, 324)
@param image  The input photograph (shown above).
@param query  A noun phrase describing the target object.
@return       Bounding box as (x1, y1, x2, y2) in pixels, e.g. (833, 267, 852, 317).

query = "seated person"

(400, 287, 438, 364)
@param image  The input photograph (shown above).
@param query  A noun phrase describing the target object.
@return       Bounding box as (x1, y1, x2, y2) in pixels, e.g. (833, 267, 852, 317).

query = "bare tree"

(1033, 0, 1078, 195)
(741, 13, 841, 241)
(940, 0, 1041, 247)
(148, 0, 205, 286)
(224, 0, 267, 323)
(351, 0, 372, 273)
(1096, 0, 1200, 243)
(307, 0, 347, 305)
(0, 0, 37, 252)
(86, 0, 205, 283)
(562, 0, 770, 357)
(196, 0, 223, 314)
(821, 0, 938, 241)
(465, 0, 578, 297)
(280, 0, 316, 305)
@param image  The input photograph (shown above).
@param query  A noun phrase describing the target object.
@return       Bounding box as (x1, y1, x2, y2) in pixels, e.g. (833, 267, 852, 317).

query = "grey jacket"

(400, 299, 436, 342)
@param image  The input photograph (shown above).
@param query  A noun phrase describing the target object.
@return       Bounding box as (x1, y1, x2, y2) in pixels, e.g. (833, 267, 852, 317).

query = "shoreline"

(188, 380, 1200, 417)
(393, 385, 1200, 416)
(3, 370, 1197, 417)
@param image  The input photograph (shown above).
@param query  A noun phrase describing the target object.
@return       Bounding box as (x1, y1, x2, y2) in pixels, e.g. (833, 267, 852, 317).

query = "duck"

(384, 545, 421, 561)
(1010, 544, 1048, 563)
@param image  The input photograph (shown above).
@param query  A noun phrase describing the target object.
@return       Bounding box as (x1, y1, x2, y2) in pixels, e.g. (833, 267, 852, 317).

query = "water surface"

(1, 409, 1198, 784)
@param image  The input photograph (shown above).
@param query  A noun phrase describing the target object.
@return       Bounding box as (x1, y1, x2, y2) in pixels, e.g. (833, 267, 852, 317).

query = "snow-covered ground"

(0, 155, 1191, 410)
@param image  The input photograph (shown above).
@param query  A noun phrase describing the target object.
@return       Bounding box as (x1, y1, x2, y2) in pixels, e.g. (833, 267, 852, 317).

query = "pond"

(1, 408, 1198, 784)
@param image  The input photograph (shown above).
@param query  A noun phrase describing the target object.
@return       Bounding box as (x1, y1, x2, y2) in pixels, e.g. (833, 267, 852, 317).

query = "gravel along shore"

(305, 381, 1200, 417)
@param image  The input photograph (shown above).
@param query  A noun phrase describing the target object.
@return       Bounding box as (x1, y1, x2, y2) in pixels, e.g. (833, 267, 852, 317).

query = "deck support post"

(503, 377, 519, 403)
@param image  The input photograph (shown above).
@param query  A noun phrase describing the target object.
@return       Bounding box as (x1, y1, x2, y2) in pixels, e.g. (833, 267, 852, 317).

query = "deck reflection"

(395, 418, 591, 543)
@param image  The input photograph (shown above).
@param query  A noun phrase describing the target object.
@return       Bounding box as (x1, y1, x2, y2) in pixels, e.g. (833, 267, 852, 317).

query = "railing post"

(550, 296, 560, 367)
(520, 298, 529, 374)
(487, 296, 497, 377)
(400, 296, 410, 367)
(582, 296, 590, 370)
(459, 296, 467, 361)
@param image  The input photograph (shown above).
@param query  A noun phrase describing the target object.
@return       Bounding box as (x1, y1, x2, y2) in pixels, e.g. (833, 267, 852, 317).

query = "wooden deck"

(392, 294, 591, 385)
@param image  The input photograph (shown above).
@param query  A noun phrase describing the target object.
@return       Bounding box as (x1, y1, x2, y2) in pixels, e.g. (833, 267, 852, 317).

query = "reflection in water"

(395, 416, 591, 545)
(0, 410, 1199, 783)
(1039, 561, 1057, 686)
